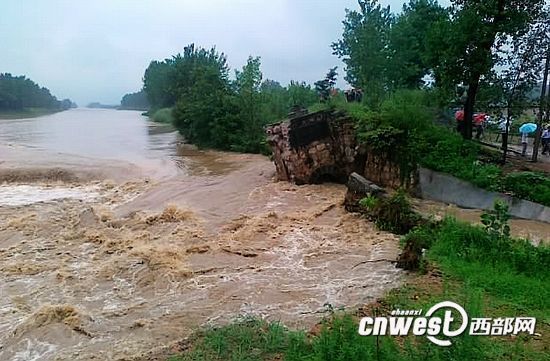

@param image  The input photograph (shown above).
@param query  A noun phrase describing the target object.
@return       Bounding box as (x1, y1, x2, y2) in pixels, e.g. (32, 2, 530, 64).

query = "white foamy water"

(0, 185, 99, 206)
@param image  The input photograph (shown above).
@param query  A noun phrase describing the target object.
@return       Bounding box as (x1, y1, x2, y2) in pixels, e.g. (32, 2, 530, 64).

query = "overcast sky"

(0, 0, 450, 106)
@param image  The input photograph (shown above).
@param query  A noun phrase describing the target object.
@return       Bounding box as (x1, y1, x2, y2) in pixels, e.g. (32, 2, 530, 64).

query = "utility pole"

(532, 46, 550, 162)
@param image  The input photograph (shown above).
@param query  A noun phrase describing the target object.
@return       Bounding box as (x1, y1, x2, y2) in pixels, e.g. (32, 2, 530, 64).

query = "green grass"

(150, 107, 174, 124)
(0, 107, 63, 119)
(330, 92, 550, 207)
(170, 214, 549, 361)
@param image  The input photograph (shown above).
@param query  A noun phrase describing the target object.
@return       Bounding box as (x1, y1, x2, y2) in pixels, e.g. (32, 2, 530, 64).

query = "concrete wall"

(418, 167, 550, 223)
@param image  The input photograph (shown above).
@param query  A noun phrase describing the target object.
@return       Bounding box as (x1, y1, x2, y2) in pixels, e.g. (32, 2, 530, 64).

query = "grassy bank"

(148, 107, 174, 124)
(168, 207, 549, 361)
(0, 107, 63, 119)
(324, 92, 550, 207)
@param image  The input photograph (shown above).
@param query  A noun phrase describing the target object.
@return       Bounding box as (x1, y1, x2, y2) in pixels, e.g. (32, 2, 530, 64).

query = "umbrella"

(519, 123, 537, 134)
(474, 113, 486, 125)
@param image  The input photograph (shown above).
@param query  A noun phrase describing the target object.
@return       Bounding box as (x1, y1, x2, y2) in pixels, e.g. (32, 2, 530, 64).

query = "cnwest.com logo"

(358, 301, 536, 346)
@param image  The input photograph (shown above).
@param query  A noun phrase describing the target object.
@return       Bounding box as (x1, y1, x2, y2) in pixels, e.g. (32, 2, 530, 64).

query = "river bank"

(0, 108, 65, 120)
(1, 109, 548, 360)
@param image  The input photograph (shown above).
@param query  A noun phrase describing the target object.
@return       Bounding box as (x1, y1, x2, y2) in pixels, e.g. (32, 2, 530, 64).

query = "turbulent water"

(0, 109, 403, 360)
(2, 109, 546, 360)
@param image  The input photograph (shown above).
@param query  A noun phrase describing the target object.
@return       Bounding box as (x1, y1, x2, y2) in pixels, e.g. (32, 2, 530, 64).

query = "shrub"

(500, 171, 550, 206)
(427, 220, 549, 279)
(360, 189, 421, 234)
(480, 200, 510, 238)
(150, 107, 174, 124)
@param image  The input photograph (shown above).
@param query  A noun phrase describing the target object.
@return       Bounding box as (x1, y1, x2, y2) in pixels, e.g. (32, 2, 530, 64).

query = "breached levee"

(0, 154, 404, 360)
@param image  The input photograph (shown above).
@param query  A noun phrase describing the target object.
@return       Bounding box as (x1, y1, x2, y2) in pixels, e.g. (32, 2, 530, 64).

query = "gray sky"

(0, 0, 450, 106)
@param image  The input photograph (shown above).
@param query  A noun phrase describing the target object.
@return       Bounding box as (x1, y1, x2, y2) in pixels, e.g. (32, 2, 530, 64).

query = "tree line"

(120, 90, 150, 110)
(141, 44, 319, 153)
(137, 0, 548, 153)
(0, 73, 75, 111)
(332, 0, 549, 140)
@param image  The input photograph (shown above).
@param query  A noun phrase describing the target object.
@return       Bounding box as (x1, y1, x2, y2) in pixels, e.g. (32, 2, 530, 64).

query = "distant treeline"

(120, 90, 150, 111)
(86, 102, 119, 109)
(0, 73, 76, 111)
(138, 44, 320, 153)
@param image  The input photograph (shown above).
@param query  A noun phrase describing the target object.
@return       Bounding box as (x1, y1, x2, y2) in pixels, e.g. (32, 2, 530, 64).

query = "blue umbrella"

(519, 123, 537, 134)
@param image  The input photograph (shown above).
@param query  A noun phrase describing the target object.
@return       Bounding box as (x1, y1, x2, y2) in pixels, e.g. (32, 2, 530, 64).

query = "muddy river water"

(0, 109, 405, 360)
(1, 109, 548, 360)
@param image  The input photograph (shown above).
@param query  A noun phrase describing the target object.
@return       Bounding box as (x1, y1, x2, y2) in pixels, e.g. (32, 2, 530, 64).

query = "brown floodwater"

(1, 109, 547, 360)
(0, 110, 403, 360)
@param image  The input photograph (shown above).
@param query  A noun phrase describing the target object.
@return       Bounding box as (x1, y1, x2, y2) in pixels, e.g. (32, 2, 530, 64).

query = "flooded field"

(0, 110, 403, 360)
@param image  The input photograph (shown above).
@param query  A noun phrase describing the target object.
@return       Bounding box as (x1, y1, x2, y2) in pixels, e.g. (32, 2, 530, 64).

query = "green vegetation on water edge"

(141, 45, 319, 153)
(149, 107, 174, 124)
(0, 73, 75, 113)
(0, 108, 64, 120)
(169, 203, 549, 361)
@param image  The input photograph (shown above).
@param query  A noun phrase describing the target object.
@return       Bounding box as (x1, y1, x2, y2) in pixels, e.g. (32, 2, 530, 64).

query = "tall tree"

(531, 8, 550, 161)
(387, 0, 448, 89)
(120, 90, 150, 110)
(429, 0, 545, 139)
(492, 15, 548, 163)
(171, 44, 232, 147)
(143, 60, 176, 109)
(333, 0, 447, 106)
(332, 0, 393, 107)
(235, 56, 264, 151)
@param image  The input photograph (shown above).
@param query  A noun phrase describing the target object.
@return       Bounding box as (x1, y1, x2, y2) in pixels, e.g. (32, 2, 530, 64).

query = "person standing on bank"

(542, 125, 550, 156)
(521, 130, 529, 157)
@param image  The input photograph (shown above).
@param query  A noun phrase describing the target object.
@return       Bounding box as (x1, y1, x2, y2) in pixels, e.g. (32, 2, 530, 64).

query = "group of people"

(344, 88, 363, 103)
(454, 110, 488, 140)
(520, 125, 550, 157)
(455, 109, 550, 157)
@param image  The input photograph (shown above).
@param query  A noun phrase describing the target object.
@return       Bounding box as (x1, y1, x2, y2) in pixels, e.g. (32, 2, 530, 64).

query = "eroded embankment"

(0, 155, 403, 361)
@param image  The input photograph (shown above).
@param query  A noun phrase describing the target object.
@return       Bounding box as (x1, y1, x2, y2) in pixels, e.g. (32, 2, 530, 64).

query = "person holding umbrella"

(519, 122, 537, 157)
(474, 113, 486, 140)
(455, 109, 464, 134)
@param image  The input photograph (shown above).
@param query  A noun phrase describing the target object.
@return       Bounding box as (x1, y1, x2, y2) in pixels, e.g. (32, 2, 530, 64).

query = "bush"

(360, 189, 421, 234)
(379, 89, 433, 133)
(150, 107, 174, 124)
(500, 171, 550, 206)
(426, 219, 549, 279)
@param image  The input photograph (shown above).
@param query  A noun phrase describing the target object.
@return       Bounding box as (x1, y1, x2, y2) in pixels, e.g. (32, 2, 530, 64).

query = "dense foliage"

(359, 189, 420, 234)
(333, 0, 546, 138)
(142, 44, 319, 153)
(0, 73, 74, 111)
(335, 89, 550, 206)
(332, 0, 448, 108)
(120, 90, 149, 110)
